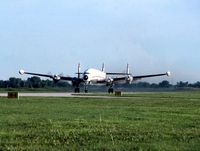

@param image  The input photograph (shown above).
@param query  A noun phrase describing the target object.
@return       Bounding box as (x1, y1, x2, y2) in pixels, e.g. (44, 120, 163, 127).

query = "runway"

(0, 92, 78, 97)
(0, 92, 122, 98)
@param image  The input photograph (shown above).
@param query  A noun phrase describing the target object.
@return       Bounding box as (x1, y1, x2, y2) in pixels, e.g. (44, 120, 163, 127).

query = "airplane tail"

(126, 63, 130, 75)
(106, 64, 131, 75)
(77, 63, 81, 78)
(102, 63, 105, 72)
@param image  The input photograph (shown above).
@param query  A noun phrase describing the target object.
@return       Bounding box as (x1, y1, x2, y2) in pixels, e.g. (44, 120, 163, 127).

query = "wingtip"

(19, 69, 25, 75)
(166, 71, 171, 76)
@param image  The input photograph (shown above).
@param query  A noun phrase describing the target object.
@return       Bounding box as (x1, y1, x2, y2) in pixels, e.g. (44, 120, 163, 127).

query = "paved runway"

(0, 92, 74, 97)
(0, 92, 122, 98)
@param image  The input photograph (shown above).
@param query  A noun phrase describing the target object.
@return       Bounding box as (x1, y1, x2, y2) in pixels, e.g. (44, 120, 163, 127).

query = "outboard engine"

(126, 75, 133, 84)
(53, 75, 61, 82)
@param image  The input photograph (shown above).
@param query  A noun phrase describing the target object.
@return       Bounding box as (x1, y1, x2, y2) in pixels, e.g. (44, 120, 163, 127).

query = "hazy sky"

(0, 0, 200, 83)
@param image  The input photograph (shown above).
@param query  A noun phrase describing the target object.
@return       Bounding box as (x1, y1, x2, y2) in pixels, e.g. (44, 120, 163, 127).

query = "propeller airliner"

(19, 63, 170, 93)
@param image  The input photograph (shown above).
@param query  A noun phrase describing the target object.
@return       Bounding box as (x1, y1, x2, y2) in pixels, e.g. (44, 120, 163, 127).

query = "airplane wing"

(132, 72, 171, 80)
(95, 77, 129, 84)
(112, 71, 170, 82)
(19, 69, 74, 81)
(95, 72, 170, 85)
(106, 72, 131, 75)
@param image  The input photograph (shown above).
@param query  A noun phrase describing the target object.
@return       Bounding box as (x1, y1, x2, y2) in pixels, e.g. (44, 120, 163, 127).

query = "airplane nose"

(83, 75, 88, 81)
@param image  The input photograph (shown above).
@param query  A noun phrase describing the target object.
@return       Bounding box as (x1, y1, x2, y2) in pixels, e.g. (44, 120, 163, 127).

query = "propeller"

(83, 75, 88, 81)
(75, 63, 90, 81)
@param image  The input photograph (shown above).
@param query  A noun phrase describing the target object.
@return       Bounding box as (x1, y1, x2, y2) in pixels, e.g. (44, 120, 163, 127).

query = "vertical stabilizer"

(126, 63, 130, 74)
(77, 63, 81, 78)
(102, 63, 105, 72)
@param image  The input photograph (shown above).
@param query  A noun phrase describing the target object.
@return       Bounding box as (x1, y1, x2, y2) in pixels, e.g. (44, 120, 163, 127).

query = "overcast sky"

(0, 0, 199, 83)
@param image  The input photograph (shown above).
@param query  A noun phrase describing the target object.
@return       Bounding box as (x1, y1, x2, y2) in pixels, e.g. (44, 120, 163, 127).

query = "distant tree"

(27, 77, 42, 88)
(40, 80, 46, 88)
(20, 80, 25, 88)
(159, 80, 171, 88)
(45, 79, 54, 87)
(4, 76, 200, 90)
(26, 78, 32, 88)
(176, 81, 188, 88)
(136, 82, 151, 88)
(8, 77, 22, 88)
(192, 81, 200, 88)
(55, 81, 71, 87)
(0, 80, 4, 88)
(150, 83, 159, 88)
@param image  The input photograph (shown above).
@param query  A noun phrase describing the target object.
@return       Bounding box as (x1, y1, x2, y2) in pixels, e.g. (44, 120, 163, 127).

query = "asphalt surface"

(0, 92, 75, 97)
(0, 92, 123, 98)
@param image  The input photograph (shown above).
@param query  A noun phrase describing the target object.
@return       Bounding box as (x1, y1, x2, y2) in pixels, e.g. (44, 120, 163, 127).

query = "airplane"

(19, 63, 170, 93)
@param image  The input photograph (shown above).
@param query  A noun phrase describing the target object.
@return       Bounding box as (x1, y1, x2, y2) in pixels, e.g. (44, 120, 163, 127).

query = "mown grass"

(0, 92, 200, 150)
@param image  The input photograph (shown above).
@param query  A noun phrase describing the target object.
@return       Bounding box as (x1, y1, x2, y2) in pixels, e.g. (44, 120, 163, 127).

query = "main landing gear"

(74, 87, 80, 93)
(84, 84, 88, 93)
(108, 87, 114, 94)
(74, 85, 88, 93)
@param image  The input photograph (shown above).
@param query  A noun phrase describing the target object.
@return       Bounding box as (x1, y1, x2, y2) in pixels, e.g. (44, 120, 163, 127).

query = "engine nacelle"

(126, 75, 133, 84)
(83, 75, 88, 81)
(106, 78, 113, 86)
(53, 75, 61, 81)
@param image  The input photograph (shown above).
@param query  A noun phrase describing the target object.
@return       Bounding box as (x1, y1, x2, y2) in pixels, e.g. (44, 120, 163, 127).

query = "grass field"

(0, 92, 200, 150)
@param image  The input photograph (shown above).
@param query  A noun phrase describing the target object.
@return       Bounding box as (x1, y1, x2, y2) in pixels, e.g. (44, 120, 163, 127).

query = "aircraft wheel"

(84, 89, 88, 93)
(108, 88, 114, 94)
(74, 88, 80, 93)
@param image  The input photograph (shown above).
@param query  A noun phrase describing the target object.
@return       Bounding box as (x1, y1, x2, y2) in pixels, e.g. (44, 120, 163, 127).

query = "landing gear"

(84, 84, 88, 93)
(74, 87, 80, 93)
(74, 84, 88, 93)
(108, 87, 114, 94)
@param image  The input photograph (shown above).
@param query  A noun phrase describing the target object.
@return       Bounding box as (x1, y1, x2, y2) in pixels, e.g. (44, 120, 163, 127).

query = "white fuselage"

(83, 68, 106, 84)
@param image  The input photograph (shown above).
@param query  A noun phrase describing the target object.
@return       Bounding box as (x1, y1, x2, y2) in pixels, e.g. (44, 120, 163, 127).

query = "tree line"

(0, 77, 200, 89)
(0, 77, 70, 89)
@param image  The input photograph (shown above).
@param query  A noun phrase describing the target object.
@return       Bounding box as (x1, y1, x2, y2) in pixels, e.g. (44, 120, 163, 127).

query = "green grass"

(1, 92, 200, 150)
